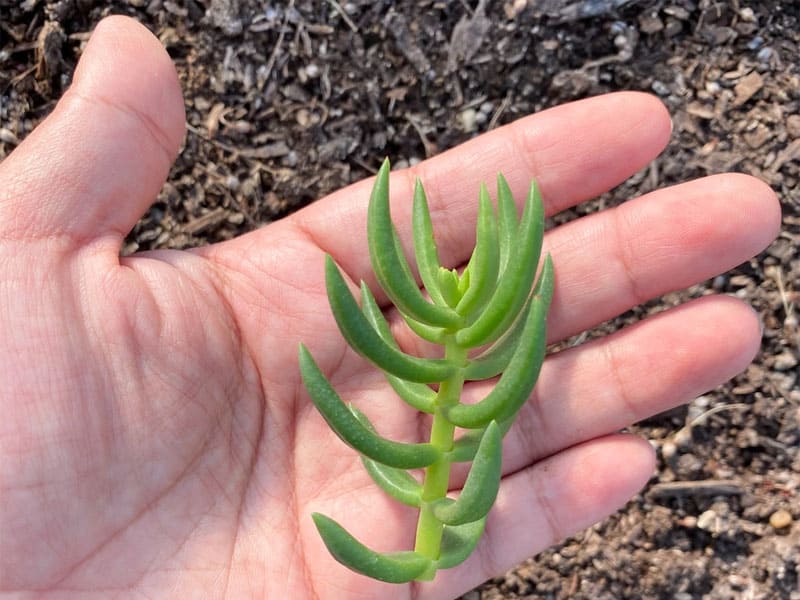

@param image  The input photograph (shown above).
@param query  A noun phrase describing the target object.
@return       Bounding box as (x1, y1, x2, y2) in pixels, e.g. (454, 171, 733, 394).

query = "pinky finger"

(418, 434, 655, 599)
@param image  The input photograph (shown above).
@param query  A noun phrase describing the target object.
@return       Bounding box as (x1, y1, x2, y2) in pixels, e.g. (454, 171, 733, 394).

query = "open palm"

(0, 17, 780, 599)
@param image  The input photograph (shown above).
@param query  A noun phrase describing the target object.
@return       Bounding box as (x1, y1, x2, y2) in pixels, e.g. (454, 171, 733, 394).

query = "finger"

(420, 434, 655, 599)
(543, 172, 780, 341)
(471, 295, 761, 476)
(0, 16, 184, 248)
(287, 92, 671, 289)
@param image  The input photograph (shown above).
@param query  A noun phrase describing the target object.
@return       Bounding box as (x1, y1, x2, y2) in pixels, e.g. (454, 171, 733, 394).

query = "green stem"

(414, 340, 466, 566)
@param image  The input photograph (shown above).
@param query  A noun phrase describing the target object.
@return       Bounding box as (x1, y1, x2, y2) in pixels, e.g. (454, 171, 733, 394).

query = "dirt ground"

(1, 1, 798, 598)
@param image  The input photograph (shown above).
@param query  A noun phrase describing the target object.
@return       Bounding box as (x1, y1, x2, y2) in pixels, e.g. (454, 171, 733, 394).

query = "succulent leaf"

(462, 294, 534, 381)
(400, 313, 448, 345)
(430, 421, 502, 525)
(455, 183, 500, 318)
(352, 409, 424, 507)
(312, 513, 434, 583)
(361, 458, 423, 507)
(412, 178, 448, 306)
(496, 173, 520, 273)
(437, 267, 462, 308)
(436, 517, 487, 570)
(326, 255, 455, 383)
(358, 283, 437, 413)
(449, 417, 516, 462)
(455, 180, 545, 348)
(299, 345, 441, 468)
(367, 159, 461, 328)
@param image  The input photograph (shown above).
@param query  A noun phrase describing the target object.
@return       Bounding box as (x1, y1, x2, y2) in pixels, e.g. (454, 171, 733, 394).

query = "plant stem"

(414, 339, 466, 565)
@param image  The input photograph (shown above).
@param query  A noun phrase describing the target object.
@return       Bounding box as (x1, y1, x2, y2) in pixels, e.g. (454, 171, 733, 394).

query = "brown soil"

(1, 1, 798, 598)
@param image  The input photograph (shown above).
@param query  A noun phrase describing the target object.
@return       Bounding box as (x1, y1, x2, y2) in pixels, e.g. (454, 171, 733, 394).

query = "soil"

(1, 1, 798, 598)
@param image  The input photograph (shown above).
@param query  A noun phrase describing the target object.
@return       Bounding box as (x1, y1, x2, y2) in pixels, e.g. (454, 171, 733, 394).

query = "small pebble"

(673, 427, 692, 449)
(651, 80, 670, 96)
(697, 509, 719, 533)
(747, 35, 764, 50)
(739, 7, 757, 23)
(459, 108, 478, 133)
(678, 515, 698, 528)
(772, 350, 798, 371)
(769, 509, 792, 530)
(304, 63, 320, 78)
(661, 440, 678, 462)
(296, 109, 311, 127)
(225, 175, 239, 191)
(282, 151, 298, 168)
(756, 47, 775, 63)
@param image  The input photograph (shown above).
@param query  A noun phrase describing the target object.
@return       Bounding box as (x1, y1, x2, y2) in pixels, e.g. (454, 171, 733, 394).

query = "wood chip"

(744, 123, 771, 149)
(239, 141, 291, 159)
(205, 102, 226, 138)
(648, 480, 743, 499)
(733, 71, 764, 106)
(769, 138, 800, 173)
(686, 102, 716, 119)
(183, 207, 228, 235)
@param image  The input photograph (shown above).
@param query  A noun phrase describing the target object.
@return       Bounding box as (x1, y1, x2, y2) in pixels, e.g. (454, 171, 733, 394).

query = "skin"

(0, 16, 781, 600)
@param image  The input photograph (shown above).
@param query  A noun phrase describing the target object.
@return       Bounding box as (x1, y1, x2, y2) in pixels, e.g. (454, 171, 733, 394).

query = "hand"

(0, 16, 780, 599)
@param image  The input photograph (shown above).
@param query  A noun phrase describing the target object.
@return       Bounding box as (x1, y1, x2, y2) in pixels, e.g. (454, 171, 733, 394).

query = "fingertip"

(74, 15, 185, 154)
(741, 173, 781, 234)
(707, 294, 765, 372)
(698, 173, 782, 268)
(568, 434, 656, 511)
(607, 90, 673, 143)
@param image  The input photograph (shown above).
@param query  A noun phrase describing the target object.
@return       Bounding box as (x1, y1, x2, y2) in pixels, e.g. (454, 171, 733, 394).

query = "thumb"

(0, 16, 185, 251)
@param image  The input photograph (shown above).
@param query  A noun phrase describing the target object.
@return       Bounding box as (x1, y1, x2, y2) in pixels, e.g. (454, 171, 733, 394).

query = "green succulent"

(299, 159, 554, 583)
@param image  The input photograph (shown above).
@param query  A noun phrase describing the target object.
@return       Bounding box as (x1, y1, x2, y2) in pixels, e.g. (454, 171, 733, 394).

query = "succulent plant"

(299, 159, 554, 583)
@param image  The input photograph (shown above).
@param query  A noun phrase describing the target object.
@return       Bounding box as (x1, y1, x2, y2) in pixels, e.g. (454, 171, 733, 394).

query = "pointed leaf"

(430, 421, 502, 525)
(326, 256, 455, 383)
(456, 183, 500, 318)
(455, 180, 545, 348)
(387, 377, 437, 414)
(299, 345, 441, 468)
(312, 513, 434, 583)
(463, 249, 561, 380)
(462, 293, 533, 381)
(446, 255, 554, 428)
(412, 178, 448, 306)
(496, 173, 519, 274)
(361, 458, 423, 507)
(401, 313, 448, 345)
(352, 409, 423, 507)
(449, 430, 482, 463)
(449, 417, 516, 462)
(437, 267, 462, 308)
(358, 283, 437, 413)
(367, 159, 461, 328)
(436, 517, 487, 569)
(457, 264, 471, 295)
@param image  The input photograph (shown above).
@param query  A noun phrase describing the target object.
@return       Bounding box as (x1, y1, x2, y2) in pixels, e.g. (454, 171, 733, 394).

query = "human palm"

(0, 17, 780, 599)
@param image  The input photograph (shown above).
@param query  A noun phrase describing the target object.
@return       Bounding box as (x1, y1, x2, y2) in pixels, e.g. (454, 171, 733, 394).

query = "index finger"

(289, 92, 671, 288)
